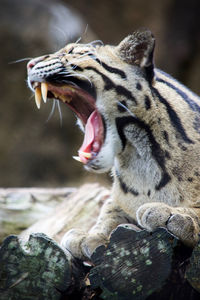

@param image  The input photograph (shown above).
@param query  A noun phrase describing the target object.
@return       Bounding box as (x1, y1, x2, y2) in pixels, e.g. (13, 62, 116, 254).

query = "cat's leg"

(61, 197, 133, 260)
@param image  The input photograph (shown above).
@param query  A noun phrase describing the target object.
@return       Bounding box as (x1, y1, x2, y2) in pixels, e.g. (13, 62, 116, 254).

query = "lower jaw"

(84, 155, 114, 174)
(84, 161, 106, 173)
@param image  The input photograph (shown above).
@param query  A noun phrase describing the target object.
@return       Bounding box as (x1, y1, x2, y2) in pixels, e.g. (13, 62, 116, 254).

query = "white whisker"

(51, 25, 68, 45)
(62, 73, 93, 86)
(58, 71, 73, 75)
(9, 57, 33, 64)
(29, 94, 35, 101)
(88, 54, 98, 61)
(84, 24, 88, 35)
(86, 40, 104, 46)
(46, 99, 56, 123)
(46, 99, 63, 126)
(56, 100, 63, 127)
(71, 65, 78, 70)
(75, 36, 82, 44)
(79, 52, 95, 58)
(117, 101, 136, 118)
(72, 73, 93, 86)
(61, 80, 79, 88)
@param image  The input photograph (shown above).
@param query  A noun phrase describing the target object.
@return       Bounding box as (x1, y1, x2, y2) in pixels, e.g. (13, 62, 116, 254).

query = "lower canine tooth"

(72, 156, 82, 163)
(41, 82, 48, 103)
(78, 151, 92, 158)
(35, 87, 42, 109)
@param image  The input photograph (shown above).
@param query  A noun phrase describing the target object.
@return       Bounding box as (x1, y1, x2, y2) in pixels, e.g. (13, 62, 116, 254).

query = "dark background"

(1, 0, 200, 187)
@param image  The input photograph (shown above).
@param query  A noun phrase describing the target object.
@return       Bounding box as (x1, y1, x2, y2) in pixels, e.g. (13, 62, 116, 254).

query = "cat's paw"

(167, 213, 199, 246)
(61, 228, 108, 260)
(136, 203, 199, 246)
(136, 203, 171, 231)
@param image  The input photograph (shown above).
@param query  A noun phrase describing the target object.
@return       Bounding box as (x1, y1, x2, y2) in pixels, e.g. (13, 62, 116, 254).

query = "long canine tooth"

(72, 156, 82, 163)
(41, 82, 48, 103)
(35, 87, 42, 109)
(78, 151, 92, 159)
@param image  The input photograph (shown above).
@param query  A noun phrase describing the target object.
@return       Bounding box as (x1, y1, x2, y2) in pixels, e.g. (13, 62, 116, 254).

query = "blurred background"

(0, 0, 200, 187)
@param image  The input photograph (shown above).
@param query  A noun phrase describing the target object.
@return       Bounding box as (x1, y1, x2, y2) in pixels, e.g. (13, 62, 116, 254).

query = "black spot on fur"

(68, 47, 74, 54)
(172, 167, 183, 182)
(136, 82, 142, 90)
(165, 151, 171, 159)
(179, 195, 184, 202)
(70, 64, 83, 72)
(163, 131, 169, 144)
(144, 95, 151, 110)
(178, 143, 187, 151)
(36, 61, 60, 70)
(187, 177, 193, 182)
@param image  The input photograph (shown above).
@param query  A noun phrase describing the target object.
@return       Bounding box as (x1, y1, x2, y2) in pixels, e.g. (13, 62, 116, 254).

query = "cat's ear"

(117, 29, 155, 69)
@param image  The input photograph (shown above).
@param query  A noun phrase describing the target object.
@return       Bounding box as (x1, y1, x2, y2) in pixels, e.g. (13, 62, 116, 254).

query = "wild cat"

(27, 30, 200, 260)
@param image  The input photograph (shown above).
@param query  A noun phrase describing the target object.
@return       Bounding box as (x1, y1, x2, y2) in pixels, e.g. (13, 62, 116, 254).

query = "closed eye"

(68, 47, 74, 54)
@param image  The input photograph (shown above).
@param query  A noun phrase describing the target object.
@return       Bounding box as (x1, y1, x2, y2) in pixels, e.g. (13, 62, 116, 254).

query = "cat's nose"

(27, 59, 36, 71)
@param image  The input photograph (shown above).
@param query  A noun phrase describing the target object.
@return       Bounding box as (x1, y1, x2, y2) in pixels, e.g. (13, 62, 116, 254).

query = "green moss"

(140, 246, 150, 257)
(145, 259, 152, 266)
(157, 240, 167, 253)
(131, 278, 136, 284)
(125, 260, 133, 267)
(137, 284, 143, 292)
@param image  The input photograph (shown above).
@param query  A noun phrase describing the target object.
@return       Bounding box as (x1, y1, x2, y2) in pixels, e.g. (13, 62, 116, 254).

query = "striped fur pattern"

(27, 30, 200, 259)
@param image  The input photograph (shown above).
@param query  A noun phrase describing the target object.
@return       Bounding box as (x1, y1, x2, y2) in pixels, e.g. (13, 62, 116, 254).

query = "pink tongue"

(78, 110, 98, 164)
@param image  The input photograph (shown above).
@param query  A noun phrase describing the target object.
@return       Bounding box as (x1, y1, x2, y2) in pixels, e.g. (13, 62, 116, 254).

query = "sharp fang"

(35, 87, 42, 109)
(78, 151, 92, 159)
(41, 82, 48, 103)
(72, 156, 82, 163)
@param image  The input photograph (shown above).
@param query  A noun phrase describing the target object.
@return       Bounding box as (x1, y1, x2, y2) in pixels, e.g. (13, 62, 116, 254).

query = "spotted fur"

(27, 30, 200, 260)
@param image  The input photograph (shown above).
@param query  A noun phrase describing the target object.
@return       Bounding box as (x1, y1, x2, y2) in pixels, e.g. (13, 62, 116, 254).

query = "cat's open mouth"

(32, 81, 104, 164)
